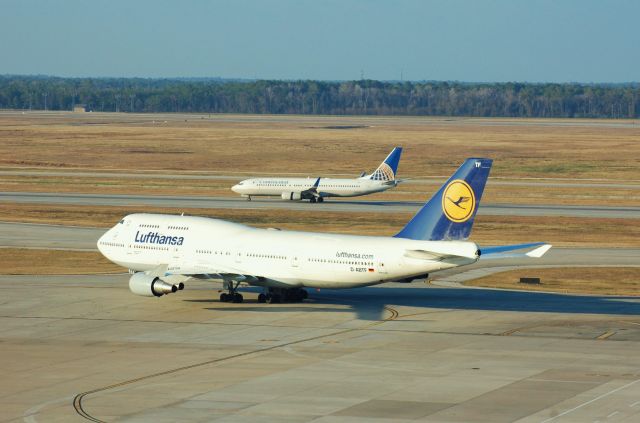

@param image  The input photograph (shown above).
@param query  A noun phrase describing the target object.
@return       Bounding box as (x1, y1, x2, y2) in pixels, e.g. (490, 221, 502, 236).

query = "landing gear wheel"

(233, 293, 243, 303)
(258, 293, 267, 303)
(318, 197, 324, 203)
(220, 293, 229, 302)
(310, 197, 317, 203)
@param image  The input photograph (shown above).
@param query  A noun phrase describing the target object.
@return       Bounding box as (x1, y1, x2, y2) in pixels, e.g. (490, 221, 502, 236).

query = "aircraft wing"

(304, 177, 322, 198)
(479, 242, 552, 260)
(165, 262, 260, 283)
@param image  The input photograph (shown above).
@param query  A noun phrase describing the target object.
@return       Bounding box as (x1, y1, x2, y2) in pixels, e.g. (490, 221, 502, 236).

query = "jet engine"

(129, 272, 184, 297)
(281, 192, 302, 201)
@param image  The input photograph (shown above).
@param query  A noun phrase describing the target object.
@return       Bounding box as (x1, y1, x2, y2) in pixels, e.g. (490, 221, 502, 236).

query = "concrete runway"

(3, 109, 639, 128)
(3, 192, 639, 218)
(2, 274, 640, 422)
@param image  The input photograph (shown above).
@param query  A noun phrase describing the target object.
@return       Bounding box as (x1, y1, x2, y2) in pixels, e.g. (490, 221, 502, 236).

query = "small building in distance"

(73, 104, 88, 112)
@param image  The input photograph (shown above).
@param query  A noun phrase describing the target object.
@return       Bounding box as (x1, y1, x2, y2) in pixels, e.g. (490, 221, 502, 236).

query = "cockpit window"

(119, 219, 125, 224)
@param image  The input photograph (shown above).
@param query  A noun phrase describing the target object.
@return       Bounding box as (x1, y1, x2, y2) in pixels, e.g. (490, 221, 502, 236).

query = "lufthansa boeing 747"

(98, 158, 551, 303)
(231, 147, 403, 202)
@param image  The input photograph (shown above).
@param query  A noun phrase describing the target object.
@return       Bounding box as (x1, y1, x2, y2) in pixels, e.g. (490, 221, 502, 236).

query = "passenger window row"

(308, 258, 373, 266)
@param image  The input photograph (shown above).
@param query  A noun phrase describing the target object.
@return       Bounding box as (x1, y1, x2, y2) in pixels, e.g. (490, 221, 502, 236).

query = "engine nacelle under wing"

(281, 191, 302, 201)
(129, 272, 183, 297)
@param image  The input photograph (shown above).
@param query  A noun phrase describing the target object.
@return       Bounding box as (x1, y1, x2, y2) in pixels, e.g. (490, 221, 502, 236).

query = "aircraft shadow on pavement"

(184, 285, 640, 321)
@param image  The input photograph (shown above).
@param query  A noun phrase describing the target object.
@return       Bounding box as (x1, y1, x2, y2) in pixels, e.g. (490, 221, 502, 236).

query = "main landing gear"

(220, 280, 244, 303)
(257, 287, 308, 304)
(310, 197, 324, 203)
(219, 283, 308, 304)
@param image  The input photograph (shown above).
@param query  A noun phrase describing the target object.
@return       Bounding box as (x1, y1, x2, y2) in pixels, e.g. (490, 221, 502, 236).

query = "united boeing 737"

(231, 147, 403, 202)
(98, 158, 551, 304)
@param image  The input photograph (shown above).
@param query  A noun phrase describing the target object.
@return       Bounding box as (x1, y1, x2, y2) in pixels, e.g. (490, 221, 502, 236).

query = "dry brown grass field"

(464, 267, 640, 296)
(1, 112, 638, 206)
(1, 112, 638, 179)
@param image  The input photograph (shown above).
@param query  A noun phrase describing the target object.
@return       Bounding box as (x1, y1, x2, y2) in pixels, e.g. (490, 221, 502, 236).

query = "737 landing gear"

(310, 197, 324, 204)
(220, 281, 243, 303)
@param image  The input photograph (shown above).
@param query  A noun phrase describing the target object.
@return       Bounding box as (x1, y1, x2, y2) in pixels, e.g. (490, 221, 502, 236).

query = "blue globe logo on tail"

(442, 179, 475, 223)
(370, 163, 395, 181)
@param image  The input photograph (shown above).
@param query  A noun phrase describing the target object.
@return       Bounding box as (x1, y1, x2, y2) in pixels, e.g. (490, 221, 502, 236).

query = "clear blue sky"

(2, 0, 638, 82)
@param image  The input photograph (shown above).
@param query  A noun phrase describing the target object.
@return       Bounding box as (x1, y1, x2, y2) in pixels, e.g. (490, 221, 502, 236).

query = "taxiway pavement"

(2, 273, 640, 422)
(3, 192, 639, 218)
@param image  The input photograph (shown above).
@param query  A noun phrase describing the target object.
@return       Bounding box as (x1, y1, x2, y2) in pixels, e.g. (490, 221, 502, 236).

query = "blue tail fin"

(394, 158, 492, 241)
(369, 147, 402, 181)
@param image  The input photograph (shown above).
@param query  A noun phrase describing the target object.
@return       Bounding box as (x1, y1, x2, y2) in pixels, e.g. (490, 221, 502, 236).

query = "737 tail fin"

(395, 158, 492, 241)
(368, 147, 402, 181)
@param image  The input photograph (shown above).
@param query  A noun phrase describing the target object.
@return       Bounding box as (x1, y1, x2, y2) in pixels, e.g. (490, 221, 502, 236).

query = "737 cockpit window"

(119, 219, 125, 224)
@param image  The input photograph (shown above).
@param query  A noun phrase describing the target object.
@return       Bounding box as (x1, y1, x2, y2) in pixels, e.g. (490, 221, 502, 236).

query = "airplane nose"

(231, 184, 240, 193)
(97, 228, 112, 254)
(97, 232, 106, 253)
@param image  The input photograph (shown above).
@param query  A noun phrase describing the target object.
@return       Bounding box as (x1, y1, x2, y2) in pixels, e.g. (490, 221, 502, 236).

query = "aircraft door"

(377, 260, 387, 274)
(291, 255, 299, 268)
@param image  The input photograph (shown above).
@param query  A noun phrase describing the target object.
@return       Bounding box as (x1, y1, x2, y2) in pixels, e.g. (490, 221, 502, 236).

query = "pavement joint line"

(539, 378, 640, 423)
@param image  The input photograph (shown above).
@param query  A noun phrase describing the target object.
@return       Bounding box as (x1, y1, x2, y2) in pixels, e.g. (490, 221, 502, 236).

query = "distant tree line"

(0, 75, 638, 118)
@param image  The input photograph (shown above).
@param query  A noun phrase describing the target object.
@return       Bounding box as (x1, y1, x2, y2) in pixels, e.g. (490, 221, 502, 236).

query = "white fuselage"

(98, 214, 479, 289)
(231, 177, 395, 199)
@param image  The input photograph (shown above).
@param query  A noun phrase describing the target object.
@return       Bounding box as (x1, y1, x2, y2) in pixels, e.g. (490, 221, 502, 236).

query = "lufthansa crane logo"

(442, 179, 476, 222)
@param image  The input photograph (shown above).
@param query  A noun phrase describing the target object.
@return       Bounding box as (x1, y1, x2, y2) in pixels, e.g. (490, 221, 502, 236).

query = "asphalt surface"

(3, 191, 639, 218)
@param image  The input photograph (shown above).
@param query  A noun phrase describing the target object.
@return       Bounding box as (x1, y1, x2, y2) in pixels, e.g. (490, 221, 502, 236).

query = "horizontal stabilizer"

(404, 242, 480, 262)
(480, 243, 552, 260)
